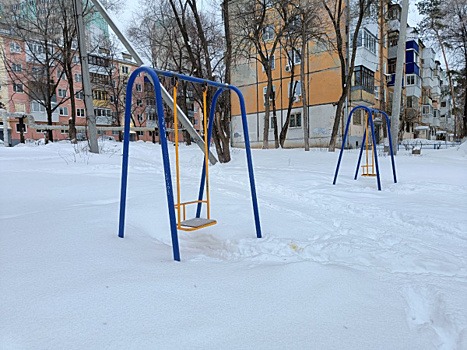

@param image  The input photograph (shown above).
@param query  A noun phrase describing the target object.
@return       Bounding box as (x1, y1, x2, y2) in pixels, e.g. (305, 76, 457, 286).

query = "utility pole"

(390, 0, 409, 155)
(74, 0, 99, 154)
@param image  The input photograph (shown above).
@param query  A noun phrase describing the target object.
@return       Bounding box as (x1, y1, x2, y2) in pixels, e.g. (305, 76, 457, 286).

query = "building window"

(290, 112, 302, 128)
(388, 58, 396, 74)
(94, 108, 112, 117)
(93, 90, 108, 101)
(264, 0, 274, 8)
(422, 105, 432, 115)
(441, 101, 447, 108)
(388, 32, 398, 47)
(137, 99, 143, 107)
(61, 129, 68, 134)
(31, 101, 45, 112)
(354, 66, 374, 93)
(136, 131, 144, 136)
(135, 83, 142, 92)
(76, 91, 84, 100)
(10, 41, 21, 53)
(77, 108, 85, 117)
(13, 83, 24, 93)
(262, 25, 274, 41)
(263, 85, 276, 104)
(288, 80, 302, 100)
(121, 66, 129, 74)
(137, 114, 144, 122)
(74, 74, 82, 82)
(287, 48, 301, 66)
(357, 29, 377, 54)
(58, 88, 67, 98)
(15, 123, 27, 133)
(12, 63, 22, 72)
(59, 107, 69, 116)
(406, 74, 417, 86)
(353, 110, 363, 125)
(263, 54, 275, 70)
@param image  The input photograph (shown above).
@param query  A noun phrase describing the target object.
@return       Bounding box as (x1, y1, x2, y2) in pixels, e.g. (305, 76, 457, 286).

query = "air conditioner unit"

(285, 65, 291, 72)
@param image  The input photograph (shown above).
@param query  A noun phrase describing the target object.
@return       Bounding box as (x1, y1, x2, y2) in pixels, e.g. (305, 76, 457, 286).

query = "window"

(262, 54, 275, 71)
(31, 101, 45, 112)
(10, 41, 21, 53)
(136, 131, 144, 136)
(354, 66, 374, 93)
(290, 112, 302, 127)
(12, 64, 22, 72)
(94, 108, 112, 117)
(441, 101, 447, 108)
(287, 48, 301, 66)
(388, 32, 398, 47)
(59, 107, 69, 116)
(136, 83, 142, 92)
(57, 69, 66, 80)
(406, 74, 418, 86)
(388, 58, 396, 74)
(262, 25, 274, 41)
(374, 86, 379, 99)
(77, 108, 85, 117)
(356, 29, 377, 54)
(121, 66, 129, 74)
(15, 123, 27, 133)
(58, 88, 67, 98)
(422, 105, 432, 115)
(76, 91, 84, 100)
(263, 85, 276, 104)
(288, 80, 302, 100)
(136, 99, 143, 107)
(92, 90, 108, 101)
(61, 129, 68, 134)
(13, 83, 24, 93)
(137, 114, 143, 122)
(74, 74, 82, 82)
(264, 0, 274, 8)
(353, 110, 362, 125)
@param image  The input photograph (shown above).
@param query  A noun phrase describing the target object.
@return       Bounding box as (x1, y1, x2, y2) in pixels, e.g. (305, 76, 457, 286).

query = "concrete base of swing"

(179, 217, 217, 230)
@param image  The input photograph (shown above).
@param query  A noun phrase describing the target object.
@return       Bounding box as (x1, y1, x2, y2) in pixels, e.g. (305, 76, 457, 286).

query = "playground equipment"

(118, 67, 262, 261)
(333, 105, 397, 191)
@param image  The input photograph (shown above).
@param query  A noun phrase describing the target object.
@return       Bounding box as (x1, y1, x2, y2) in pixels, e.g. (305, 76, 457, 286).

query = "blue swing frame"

(333, 105, 397, 191)
(118, 67, 262, 261)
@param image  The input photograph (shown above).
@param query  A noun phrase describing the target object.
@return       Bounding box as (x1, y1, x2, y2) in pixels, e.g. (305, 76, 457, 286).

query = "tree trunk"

(329, 95, 346, 151)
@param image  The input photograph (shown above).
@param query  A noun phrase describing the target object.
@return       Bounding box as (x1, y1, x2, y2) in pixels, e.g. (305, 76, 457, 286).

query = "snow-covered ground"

(1, 140, 466, 349)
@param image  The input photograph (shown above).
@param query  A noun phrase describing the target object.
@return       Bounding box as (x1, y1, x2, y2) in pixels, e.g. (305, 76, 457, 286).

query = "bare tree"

(230, 0, 291, 149)
(323, 0, 376, 151)
(1, 0, 74, 143)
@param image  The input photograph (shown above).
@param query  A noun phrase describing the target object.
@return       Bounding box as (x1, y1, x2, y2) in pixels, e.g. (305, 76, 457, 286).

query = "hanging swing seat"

(175, 199, 217, 231)
(180, 217, 217, 230)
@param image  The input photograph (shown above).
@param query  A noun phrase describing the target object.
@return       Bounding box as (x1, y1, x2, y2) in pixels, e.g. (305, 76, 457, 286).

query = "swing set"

(333, 105, 397, 191)
(118, 67, 262, 261)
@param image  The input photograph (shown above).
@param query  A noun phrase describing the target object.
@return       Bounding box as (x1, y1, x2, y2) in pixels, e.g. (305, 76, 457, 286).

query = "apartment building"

(229, 1, 454, 149)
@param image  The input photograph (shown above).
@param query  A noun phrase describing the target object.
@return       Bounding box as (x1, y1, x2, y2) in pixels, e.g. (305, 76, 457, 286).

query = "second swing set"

(172, 81, 216, 231)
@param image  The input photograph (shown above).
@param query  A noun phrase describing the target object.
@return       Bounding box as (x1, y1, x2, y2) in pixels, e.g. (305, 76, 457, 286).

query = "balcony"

(422, 75, 434, 88)
(96, 116, 112, 125)
(350, 87, 375, 105)
(406, 85, 421, 98)
(431, 85, 441, 97)
(421, 115, 433, 124)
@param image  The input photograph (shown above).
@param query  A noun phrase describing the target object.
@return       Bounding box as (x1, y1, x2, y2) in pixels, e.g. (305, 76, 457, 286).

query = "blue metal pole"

(380, 110, 397, 184)
(196, 88, 224, 218)
(118, 67, 180, 261)
(118, 69, 137, 238)
(368, 110, 382, 191)
(333, 106, 361, 185)
(230, 85, 262, 239)
(354, 129, 367, 180)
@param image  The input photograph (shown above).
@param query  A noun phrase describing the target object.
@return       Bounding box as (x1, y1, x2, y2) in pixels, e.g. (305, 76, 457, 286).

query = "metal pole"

(390, 0, 409, 155)
(89, 0, 217, 164)
(74, 0, 99, 154)
(1, 109, 10, 147)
